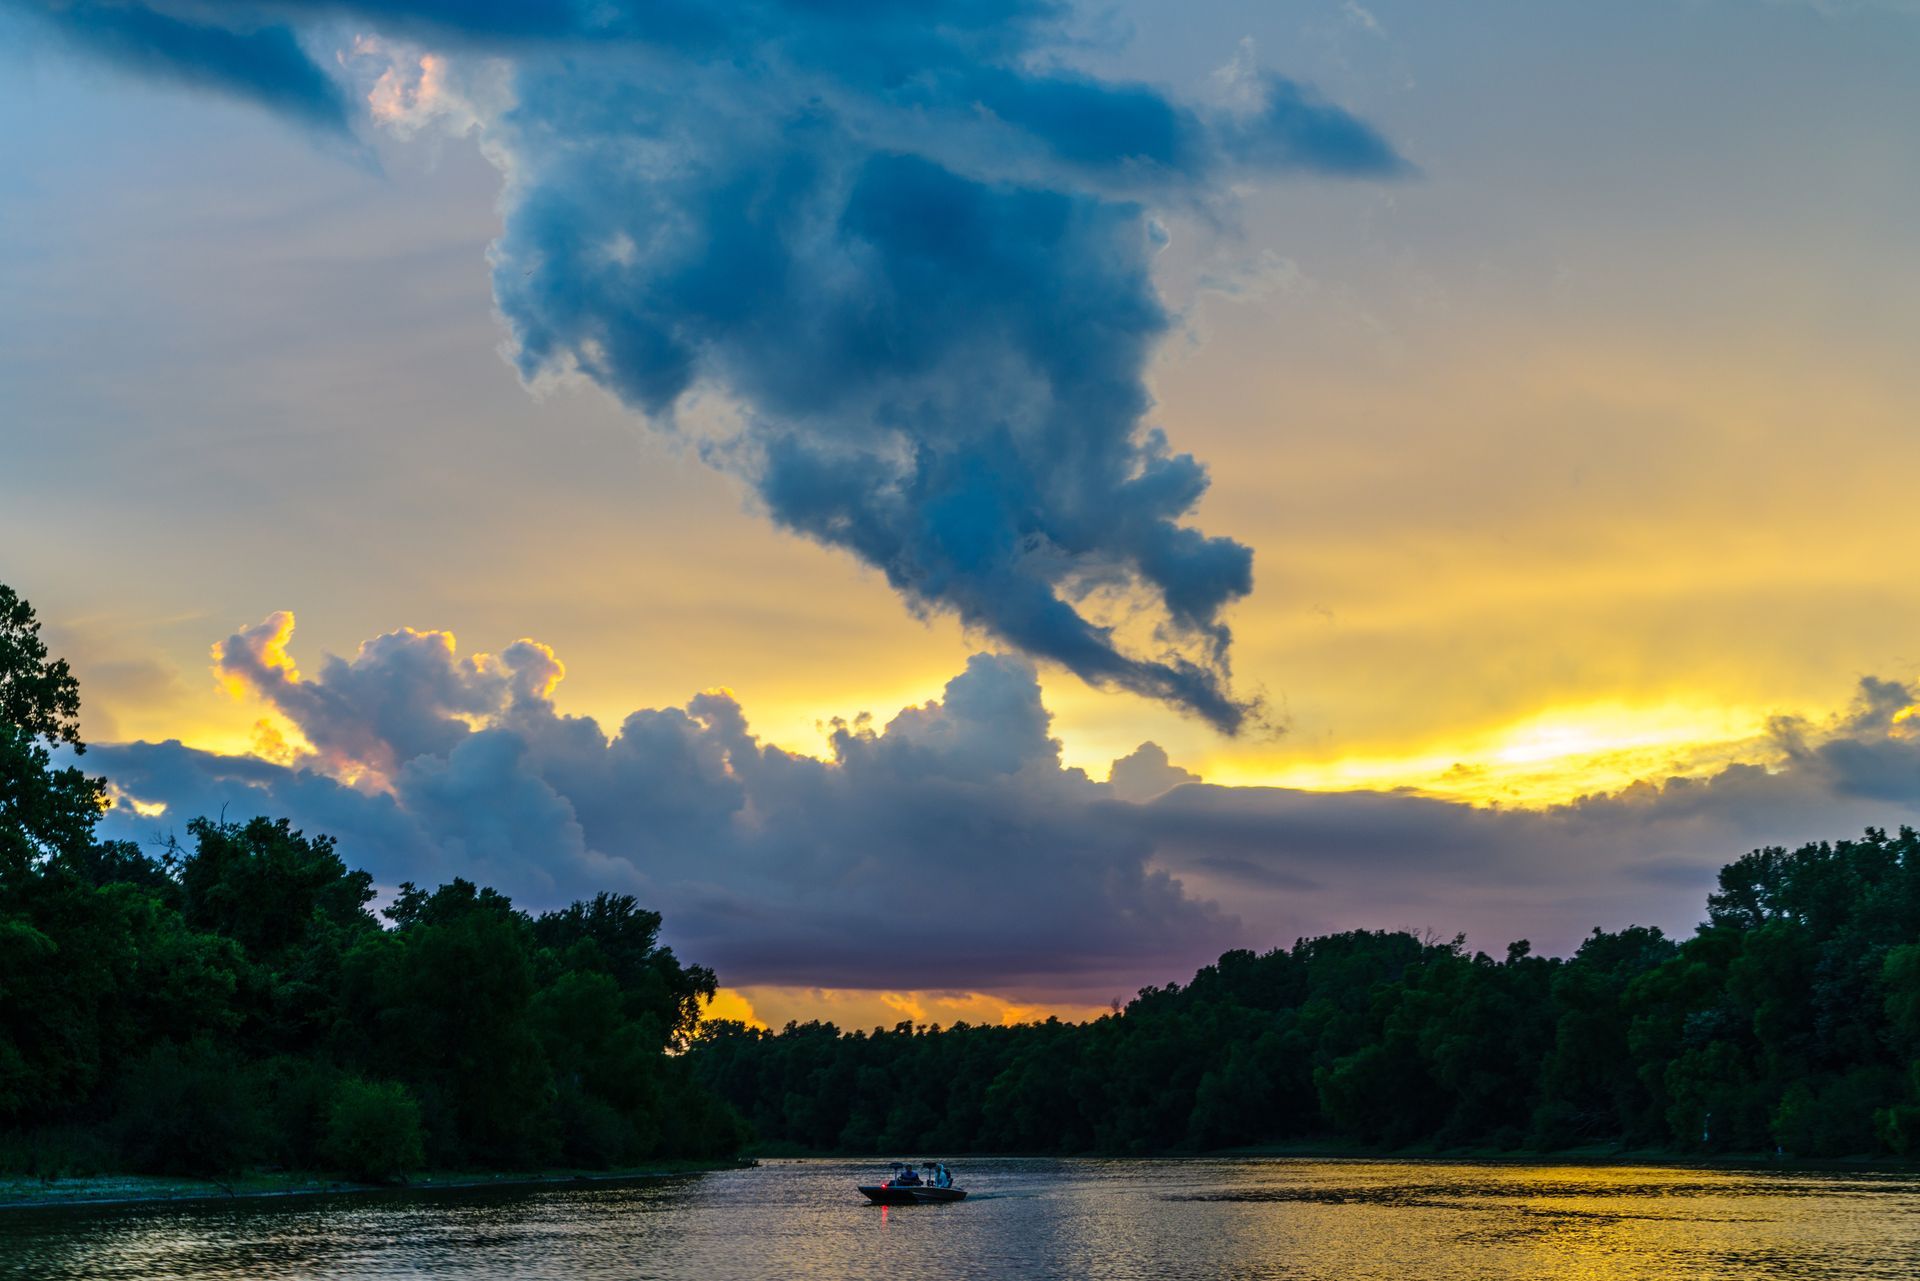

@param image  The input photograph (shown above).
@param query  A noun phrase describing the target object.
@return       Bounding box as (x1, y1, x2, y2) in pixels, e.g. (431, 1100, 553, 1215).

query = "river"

(5, 1157, 1919, 1279)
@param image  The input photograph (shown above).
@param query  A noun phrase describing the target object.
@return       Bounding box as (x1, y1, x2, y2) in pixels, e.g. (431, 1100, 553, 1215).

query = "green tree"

(320, 1077, 426, 1182)
(341, 881, 552, 1164)
(114, 1038, 266, 1175)
(180, 816, 375, 962)
(0, 580, 742, 1177)
(0, 585, 105, 883)
(1532, 926, 1676, 1147)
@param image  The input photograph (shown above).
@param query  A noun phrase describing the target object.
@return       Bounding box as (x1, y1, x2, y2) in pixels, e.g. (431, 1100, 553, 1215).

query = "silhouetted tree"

(0, 581, 744, 1178)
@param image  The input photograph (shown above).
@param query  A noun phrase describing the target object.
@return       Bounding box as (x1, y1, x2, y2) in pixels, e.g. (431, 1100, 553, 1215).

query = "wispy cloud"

(15, 1, 351, 131)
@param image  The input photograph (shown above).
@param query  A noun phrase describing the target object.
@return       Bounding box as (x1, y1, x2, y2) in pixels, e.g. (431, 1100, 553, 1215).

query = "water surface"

(5, 1157, 1918, 1279)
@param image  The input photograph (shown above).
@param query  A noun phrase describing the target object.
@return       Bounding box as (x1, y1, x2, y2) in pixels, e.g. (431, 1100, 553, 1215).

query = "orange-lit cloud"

(248, 717, 311, 767)
(214, 609, 299, 699)
(367, 50, 445, 124)
(351, 36, 481, 138)
(104, 783, 167, 819)
(210, 613, 567, 790)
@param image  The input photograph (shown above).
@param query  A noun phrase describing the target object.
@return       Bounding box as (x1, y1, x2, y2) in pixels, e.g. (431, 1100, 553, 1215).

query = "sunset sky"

(5, 0, 1920, 1029)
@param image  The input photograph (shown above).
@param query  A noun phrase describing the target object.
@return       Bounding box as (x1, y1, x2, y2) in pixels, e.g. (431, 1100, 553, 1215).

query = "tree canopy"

(0, 582, 742, 1178)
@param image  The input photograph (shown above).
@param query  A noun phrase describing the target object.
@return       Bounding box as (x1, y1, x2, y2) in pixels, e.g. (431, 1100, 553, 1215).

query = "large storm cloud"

(89, 614, 1920, 998)
(6, 0, 1405, 730)
(96, 614, 1240, 994)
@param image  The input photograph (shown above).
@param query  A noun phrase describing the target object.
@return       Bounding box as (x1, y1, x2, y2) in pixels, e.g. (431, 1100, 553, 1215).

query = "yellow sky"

(58, 300, 1919, 815)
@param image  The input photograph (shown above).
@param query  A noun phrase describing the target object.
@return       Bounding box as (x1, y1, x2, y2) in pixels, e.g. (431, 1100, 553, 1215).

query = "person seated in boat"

(894, 1166, 921, 1186)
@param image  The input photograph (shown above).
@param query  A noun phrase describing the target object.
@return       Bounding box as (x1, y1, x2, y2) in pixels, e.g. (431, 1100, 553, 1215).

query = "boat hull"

(858, 1185, 967, 1205)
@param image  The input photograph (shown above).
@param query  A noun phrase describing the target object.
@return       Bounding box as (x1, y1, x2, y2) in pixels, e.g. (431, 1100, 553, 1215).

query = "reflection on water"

(4, 1158, 1920, 1280)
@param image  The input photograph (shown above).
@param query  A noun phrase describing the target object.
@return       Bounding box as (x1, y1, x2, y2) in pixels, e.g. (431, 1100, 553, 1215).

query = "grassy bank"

(0, 1159, 755, 1213)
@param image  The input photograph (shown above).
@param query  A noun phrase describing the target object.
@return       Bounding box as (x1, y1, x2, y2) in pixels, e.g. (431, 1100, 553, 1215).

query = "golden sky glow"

(1196, 700, 1777, 808)
(705, 986, 1114, 1034)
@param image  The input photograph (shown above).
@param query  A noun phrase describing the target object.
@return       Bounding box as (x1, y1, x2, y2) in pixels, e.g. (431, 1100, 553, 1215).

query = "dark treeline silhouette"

(0, 584, 743, 1180)
(692, 830, 1920, 1159)
(10, 577, 1920, 1173)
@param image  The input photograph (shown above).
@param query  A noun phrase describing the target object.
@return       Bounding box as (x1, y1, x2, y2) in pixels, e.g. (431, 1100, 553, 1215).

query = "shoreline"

(751, 1145, 1920, 1174)
(0, 1159, 754, 1214)
(1207, 1143, 1920, 1172)
(12, 1145, 1914, 1215)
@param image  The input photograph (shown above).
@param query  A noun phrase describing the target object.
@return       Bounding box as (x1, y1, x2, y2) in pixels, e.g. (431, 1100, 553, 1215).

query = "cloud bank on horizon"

(9, 0, 1407, 732)
(89, 612, 1920, 999)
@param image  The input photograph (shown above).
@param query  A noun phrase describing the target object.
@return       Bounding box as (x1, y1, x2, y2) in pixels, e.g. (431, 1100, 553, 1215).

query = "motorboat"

(858, 1161, 967, 1204)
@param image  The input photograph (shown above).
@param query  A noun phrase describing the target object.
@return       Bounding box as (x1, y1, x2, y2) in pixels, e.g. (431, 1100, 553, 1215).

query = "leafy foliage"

(321, 1077, 426, 1183)
(0, 584, 83, 749)
(0, 585, 105, 882)
(0, 583, 743, 1178)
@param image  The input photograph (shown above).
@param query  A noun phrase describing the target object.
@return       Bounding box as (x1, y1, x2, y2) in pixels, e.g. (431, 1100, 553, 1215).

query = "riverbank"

(0, 1159, 754, 1213)
(749, 1142, 1920, 1173)
(1210, 1140, 1920, 1170)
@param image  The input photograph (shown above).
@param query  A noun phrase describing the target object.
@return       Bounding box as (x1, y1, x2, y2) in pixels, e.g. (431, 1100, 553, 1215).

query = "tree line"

(0, 584, 743, 1180)
(9, 574, 1920, 1173)
(691, 831, 1920, 1160)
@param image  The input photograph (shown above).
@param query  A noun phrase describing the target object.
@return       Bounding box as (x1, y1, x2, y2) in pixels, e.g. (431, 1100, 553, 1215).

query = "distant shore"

(0, 1159, 754, 1214)
(753, 1144, 1920, 1172)
(1208, 1142, 1920, 1171)
(11, 1145, 1911, 1215)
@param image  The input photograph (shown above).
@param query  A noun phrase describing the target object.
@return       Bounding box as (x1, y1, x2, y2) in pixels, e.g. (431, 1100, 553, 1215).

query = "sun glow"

(707, 986, 1112, 1032)
(104, 782, 170, 818)
(1201, 700, 1774, 807)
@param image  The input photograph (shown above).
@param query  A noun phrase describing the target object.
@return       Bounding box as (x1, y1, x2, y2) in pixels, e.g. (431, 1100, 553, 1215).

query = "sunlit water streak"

(4, 1157, 1918, 1280)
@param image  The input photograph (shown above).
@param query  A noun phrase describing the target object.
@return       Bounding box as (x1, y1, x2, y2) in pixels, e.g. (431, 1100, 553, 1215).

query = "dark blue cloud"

(1219, 71, 1410, 175)
(16, 1, 350, 132)
(482, 47, 1327, 728)
(1771, 676, 1920, 803)
(9, 0, 1407, 730)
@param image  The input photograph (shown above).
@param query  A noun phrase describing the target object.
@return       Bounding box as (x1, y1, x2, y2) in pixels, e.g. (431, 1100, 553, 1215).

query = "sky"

(4, 0, 1920, 1030)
